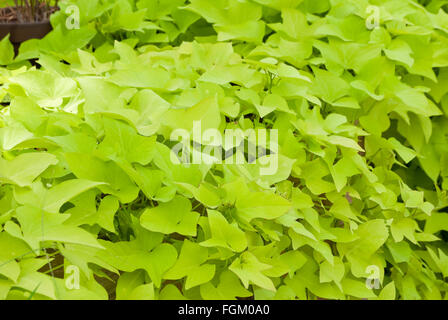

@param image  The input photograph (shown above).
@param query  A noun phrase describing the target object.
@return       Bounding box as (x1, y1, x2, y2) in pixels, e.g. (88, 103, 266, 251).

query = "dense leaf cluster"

(0, 0, 448, 300)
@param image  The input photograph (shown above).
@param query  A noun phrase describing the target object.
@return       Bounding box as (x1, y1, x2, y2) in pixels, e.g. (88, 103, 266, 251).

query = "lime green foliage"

(0, 0, 448, 300)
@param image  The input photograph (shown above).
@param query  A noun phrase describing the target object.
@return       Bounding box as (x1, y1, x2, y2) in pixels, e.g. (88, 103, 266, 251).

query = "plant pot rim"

(0, 20, 51, 26)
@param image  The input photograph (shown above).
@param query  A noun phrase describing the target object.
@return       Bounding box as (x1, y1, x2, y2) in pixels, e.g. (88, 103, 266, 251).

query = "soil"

(0, 5, 57, 24)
